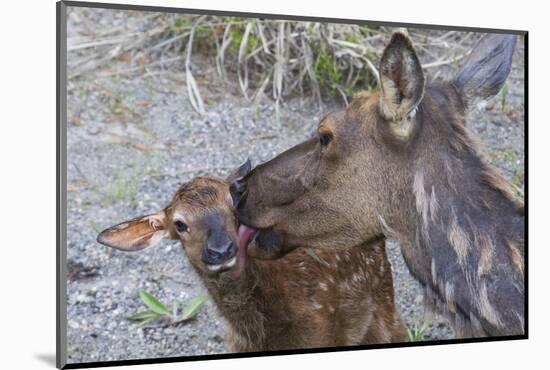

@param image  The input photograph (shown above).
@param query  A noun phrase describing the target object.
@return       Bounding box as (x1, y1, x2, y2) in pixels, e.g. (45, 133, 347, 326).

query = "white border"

(2, 0, 547, 369)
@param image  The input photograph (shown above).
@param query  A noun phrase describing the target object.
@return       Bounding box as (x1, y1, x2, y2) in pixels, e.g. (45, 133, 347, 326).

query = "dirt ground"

(64, 7, 524, 364)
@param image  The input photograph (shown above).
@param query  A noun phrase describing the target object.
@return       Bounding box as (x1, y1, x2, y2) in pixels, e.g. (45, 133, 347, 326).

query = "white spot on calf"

(319, 282, 328, 291)
(311, 299, 323, 310)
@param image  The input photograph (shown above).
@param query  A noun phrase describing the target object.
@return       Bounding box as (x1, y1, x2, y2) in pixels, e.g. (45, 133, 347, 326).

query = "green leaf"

(139, 289, 170, 315)
(406, 319, 428, 342)
(127, 310, 161, 321)
(406, 327, 414, 342)
(135, 316, 161, 328)
(179, 296, 208, 321)
(407, 326, 421, 342)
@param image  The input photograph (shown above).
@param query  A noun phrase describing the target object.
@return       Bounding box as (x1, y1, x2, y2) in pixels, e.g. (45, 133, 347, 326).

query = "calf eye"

(174, 220, 188, 233)
(319, 133, 333, 146)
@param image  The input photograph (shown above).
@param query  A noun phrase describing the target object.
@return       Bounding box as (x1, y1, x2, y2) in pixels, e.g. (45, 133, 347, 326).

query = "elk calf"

(97, 163, 406, 352)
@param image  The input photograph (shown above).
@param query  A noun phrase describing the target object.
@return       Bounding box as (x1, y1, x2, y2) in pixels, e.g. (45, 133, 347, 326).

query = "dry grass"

(68, 10, 477, 113)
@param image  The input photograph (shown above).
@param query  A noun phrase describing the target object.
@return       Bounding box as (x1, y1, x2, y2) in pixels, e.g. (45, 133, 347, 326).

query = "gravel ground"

(65, 8, 524, 365)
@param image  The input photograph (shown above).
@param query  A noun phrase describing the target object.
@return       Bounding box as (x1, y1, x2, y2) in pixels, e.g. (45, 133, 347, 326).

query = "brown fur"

(97, 176, 406, 352)
(236, 33, 524, 337)
(506, 240, 524, 276)
(480, 167, 524, 212)
(206, 239, 406, 351)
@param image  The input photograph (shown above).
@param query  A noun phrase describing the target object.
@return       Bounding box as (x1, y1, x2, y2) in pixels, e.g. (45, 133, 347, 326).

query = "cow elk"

(235, 33, 524, 337)
(97, 162, 406, 352)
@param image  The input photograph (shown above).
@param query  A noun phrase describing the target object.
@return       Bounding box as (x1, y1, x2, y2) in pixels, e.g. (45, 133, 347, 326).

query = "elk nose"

(201, 238, 238, 266)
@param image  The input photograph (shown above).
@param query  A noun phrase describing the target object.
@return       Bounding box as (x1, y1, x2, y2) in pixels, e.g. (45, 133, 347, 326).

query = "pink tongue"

(238, 224, 257, 249)
(236, 224, 257, 275)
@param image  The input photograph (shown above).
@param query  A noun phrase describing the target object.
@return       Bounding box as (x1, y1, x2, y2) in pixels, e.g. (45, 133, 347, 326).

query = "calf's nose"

(201, 238, 237, 265)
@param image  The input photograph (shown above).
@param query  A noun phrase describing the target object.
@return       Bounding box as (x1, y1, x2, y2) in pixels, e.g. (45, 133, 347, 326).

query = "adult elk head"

(235, 32, 518, 264)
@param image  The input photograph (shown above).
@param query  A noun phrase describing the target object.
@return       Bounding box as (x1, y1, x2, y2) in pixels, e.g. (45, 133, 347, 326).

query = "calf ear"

(379, 32, 425, 139)
(453, 33, 516, 107)
(227, 158, 252, 207)
(226, 158, 252, 183)
(97, 211, 173, 251)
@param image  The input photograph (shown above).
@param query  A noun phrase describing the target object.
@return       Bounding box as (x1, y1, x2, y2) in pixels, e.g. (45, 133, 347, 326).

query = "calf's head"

(235, 32, 516, 259)
(97, 161, 252, 275)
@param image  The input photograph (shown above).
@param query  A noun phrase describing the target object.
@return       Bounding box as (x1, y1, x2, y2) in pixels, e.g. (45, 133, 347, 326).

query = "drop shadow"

(34, 353, 57, 367)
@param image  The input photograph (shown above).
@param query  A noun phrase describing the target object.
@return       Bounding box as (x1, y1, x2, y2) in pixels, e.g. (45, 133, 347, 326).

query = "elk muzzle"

(201, 214, 239, 272)
(237, 224, 286, 260)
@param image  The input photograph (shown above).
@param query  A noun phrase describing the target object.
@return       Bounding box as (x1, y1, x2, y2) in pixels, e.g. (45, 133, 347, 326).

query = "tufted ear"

(97, 211, 173, 251)
(453, 33, 517, 107)
(378, 32, 425, 140)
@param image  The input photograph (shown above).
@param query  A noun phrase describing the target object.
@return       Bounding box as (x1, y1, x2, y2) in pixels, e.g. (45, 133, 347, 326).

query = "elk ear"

(378, 32, 425, 139)
(227, 158, 252, 207)
(97, 211, 173, 251)
(226, 158, 252, 183)
(453, 33, 516, 107)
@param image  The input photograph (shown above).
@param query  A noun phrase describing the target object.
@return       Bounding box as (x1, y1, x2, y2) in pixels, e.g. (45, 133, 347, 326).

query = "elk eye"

(319, 133, 333, 146)
(174, 220, 188, 233)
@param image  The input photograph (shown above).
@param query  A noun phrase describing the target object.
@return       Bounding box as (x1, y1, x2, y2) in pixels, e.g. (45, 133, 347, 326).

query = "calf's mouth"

(204, 255, 237, 273)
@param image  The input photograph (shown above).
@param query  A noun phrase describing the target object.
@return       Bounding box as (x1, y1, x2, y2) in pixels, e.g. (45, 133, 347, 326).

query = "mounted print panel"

(57, 1, 526, 368)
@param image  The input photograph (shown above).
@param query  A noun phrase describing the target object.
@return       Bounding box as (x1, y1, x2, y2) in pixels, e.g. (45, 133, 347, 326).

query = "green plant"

(170, 15, 191, 33)
(512, 169, 524, 188)
(127, 289, 208, 328)
(229, 21, 259, 54)
(359, 25, 371, 35)
(406, 319, 428, 342)
(344, 33, 359, 44)
(315, 47, 343, 97)
(70, 13, 388, 105)
(499, 149, 516, 162)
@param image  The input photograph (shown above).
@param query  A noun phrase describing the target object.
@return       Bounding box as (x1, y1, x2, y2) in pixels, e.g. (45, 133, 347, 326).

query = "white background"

(0, 0, 546, 368)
